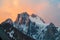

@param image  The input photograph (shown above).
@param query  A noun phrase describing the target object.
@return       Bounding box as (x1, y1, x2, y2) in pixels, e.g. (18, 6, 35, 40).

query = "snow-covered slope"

(29, 14, 50, 39)
(29, 14, 49, 31)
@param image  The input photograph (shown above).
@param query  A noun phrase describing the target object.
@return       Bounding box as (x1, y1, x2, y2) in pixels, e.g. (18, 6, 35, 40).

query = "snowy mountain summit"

(13, 12, 59, 40)
(1, 12, 60, 40)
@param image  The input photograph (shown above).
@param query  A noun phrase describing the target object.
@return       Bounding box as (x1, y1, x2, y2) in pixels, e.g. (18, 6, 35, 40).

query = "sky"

(0, 0, 60, 26)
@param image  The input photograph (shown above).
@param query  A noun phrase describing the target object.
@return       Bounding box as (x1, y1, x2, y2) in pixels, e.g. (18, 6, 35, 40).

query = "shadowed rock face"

(0, 24, 11, 40)
(15, 12, 29, 24)
(0, 37, 2, 40)
(43, 23, 58, 40)
(0, 20, 35, 40)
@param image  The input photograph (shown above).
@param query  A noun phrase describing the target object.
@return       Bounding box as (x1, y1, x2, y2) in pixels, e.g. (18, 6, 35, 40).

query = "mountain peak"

(49, 22, 55, 27)
(17, 12, 29, 19)
(15, 12, 30, 25)
(1, 18, 13, 25)
(31, 14, 37, 17)
(29, 14, 45, 24)
(20, 12, 29, 16)
(46, 22, 56, 29)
